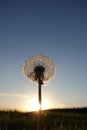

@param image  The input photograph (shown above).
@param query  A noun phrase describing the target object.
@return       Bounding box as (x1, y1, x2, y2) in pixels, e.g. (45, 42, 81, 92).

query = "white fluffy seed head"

(23, 54, 55, 83)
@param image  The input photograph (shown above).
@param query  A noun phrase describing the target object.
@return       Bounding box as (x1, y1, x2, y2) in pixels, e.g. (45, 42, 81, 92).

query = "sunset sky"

(0, 0, 87, 111)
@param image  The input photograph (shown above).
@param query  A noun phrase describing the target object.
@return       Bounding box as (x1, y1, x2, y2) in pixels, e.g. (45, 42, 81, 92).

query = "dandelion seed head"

(23, 54, 55, 84)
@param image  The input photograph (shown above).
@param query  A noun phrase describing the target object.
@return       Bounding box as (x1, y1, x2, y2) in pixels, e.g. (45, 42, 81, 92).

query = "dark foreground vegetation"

(0, 107, 87, 130)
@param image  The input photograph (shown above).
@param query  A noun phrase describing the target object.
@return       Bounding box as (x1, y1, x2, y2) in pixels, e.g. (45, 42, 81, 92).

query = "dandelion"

(23, 54, 55, 84)
(23, 54, 55, 130)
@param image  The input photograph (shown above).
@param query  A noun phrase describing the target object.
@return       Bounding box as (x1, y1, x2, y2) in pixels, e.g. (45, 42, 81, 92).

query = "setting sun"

(26, 97, 51, 111)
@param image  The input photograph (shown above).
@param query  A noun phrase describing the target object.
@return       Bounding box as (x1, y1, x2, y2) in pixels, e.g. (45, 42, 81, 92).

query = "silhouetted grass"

(0, 108, 87, 130)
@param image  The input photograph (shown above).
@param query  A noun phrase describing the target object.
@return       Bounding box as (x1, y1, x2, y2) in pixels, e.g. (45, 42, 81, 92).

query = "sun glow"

(26, 97, 51, 111)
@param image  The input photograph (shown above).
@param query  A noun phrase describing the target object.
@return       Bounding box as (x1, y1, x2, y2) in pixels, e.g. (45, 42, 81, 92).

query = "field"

(0, 108, 87, 130)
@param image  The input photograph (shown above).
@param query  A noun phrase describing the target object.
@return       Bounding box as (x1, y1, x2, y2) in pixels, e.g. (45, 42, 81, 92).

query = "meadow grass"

(0, 108, 87, 130)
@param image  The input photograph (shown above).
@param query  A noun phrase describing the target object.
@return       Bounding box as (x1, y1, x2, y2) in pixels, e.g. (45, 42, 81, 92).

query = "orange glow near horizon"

(25, 97, 51, 111)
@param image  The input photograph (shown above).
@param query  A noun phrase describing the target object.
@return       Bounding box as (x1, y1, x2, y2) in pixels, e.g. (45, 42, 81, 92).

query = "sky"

(0, 0, 87, 111)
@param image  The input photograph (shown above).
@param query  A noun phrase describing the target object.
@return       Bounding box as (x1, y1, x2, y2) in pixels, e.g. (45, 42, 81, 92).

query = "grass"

(0, 108, 87, 130)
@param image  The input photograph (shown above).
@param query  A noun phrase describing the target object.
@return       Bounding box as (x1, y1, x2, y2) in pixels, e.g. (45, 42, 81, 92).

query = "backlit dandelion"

(23, 54, 55, 130)
(23, 54, 55, 84)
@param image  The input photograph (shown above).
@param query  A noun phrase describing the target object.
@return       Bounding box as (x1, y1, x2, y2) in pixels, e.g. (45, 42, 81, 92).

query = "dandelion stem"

(37, 81, 42, 130)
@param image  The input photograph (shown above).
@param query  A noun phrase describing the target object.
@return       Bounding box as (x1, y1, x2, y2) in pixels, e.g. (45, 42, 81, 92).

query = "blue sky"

(0, 0, 87, 111)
